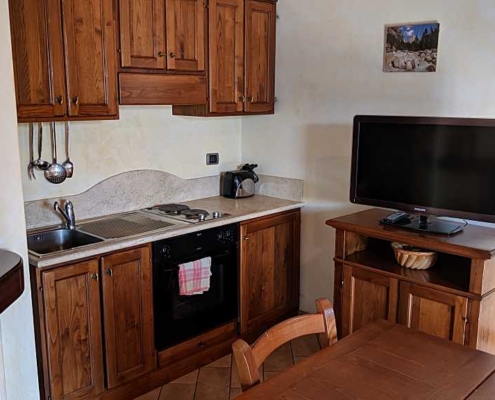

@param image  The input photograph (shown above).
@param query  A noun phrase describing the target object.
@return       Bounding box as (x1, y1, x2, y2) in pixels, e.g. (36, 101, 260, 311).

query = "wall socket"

(206, 153, 219, 165)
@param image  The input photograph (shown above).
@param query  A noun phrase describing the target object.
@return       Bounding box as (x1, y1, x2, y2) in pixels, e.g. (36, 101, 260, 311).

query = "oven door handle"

(160, 249, 234, 271)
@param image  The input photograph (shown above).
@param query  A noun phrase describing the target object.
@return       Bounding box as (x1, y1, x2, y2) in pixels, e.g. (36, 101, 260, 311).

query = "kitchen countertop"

(30, 195, 304, 268)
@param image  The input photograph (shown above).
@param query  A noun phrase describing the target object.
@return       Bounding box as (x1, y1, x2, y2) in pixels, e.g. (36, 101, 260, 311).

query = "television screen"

(351, 116, 495, 222)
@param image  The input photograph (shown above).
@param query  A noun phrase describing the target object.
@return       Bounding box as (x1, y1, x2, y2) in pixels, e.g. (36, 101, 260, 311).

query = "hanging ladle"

(44, 122, 67, 184)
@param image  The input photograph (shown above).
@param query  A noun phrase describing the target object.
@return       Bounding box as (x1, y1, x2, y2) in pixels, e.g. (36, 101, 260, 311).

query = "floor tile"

(159, 383, 195, 400)
(195, 367, 230, 400)
(263, 371, 280, 381)
(204, 354, 232, 368)
(229, 388, 242, 399)
(172, 369, 199, 384)
(291, 335, 321, 358)
(230, 361, 240, 388)
(135, 387, 161, 400)
(263, 343, 293, 372)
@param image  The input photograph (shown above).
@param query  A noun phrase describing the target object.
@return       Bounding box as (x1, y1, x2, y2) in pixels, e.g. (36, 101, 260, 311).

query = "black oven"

(153, 224, 238, 351)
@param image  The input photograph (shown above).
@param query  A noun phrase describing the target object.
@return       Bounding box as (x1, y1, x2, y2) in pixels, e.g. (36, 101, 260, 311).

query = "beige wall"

(0, 0, 40, 397)
(19, 109, 241, 201)
(242, 0, 495, 312)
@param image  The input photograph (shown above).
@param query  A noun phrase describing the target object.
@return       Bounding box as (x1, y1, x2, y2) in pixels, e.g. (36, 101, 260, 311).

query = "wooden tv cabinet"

(326, 208, 495, 353)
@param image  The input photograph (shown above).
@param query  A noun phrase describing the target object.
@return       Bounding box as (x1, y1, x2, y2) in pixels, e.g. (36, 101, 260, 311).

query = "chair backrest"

(232, 298, 338, 392)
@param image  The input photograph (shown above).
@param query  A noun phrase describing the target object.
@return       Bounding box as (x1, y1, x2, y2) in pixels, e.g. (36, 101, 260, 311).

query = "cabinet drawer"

(157, 321, 237, 367)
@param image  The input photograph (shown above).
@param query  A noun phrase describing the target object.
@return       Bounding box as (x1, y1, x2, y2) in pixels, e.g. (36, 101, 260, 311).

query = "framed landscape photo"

(384, 22, 440, 72)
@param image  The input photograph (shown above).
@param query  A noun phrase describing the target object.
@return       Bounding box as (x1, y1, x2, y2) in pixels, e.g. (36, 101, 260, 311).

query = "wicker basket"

(391, 242, 438, 270)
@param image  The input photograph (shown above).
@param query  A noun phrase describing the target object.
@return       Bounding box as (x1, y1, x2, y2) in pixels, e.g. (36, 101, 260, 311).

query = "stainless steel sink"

(27, 229, 104, 256)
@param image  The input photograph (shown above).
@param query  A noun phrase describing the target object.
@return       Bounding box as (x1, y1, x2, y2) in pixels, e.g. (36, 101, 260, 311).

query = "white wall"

(0, 0, 40, 397)
(242, 0, 495, 312)
(19, 110, 241, 201)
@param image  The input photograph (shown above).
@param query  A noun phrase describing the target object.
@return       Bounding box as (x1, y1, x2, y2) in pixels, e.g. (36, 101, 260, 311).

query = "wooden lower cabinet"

(41, 260, 104, 400)
(101, 247, 155, 389)
(399, 282, 469, 344)
(38, 246, 153, 399)
(341, 266, 398, 336)
(240, 210, 301, 334)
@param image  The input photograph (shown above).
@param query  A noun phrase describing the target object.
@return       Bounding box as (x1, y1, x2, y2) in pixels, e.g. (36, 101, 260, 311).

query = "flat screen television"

(350, 115, 495, 234)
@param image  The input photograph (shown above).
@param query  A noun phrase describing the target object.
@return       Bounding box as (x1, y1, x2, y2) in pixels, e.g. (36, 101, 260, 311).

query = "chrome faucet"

(54, 201, 76, 230)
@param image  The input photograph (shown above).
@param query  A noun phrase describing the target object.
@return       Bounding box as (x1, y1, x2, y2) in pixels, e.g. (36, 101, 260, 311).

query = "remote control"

(382, 212, 411, 224)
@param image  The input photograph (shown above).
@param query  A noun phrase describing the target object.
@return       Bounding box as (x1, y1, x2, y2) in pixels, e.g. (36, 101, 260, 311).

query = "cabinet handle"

(91, 273, 99, 281)
(55, 96, 63, 105)
(105, 269, 113, 277)
(158, 52, 166, 57)
(169, 52, 176, 58)
(72, 96, 79, 106)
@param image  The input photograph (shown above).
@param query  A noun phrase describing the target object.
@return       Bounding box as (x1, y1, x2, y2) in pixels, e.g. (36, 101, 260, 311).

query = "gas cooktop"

(144, 203, 231, 224)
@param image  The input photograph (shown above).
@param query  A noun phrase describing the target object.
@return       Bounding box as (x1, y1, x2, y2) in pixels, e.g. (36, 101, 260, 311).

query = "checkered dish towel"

(178, 257, 212, 296)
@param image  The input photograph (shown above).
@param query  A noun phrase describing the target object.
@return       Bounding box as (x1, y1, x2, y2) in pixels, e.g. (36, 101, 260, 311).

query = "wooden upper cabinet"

(399, 282, 469, 344)
(166, 0, 206, 72)
(62, 0, 118, 117)
(101, 246, 155, 388)
(119, 0, 166, 70)
(42, 260, 104, 400)
(8, 0, 66, 120)
(244, 0, 276, 114)
(208, 0, 244, 114)
(240, 210, 301, 334)
(342, 266, 398, 337)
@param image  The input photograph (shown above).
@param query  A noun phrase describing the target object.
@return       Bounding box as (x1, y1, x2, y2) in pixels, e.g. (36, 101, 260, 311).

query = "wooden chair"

(232, 298, 338, 392)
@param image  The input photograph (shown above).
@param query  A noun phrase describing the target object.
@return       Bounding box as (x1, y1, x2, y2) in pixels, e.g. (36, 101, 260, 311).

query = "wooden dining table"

(237, 320, 495, 400)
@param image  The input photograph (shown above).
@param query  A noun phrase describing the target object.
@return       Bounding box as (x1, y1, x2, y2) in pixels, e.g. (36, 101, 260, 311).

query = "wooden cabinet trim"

(101, 246, 155, 389)
(208, 0, 244, 114)
(62, 0, 118, 117)
(399, 281, 469, 345)
(166, 0, 206, 72)
(342, 265, 398, 336)
(9, 0, 67, 119)
(119, 0, 167, 70)
(119, 73, 207, 105)
(42, 260, 104, 399)
(244, 0, 276, 113)
(240, 210, 300, 334)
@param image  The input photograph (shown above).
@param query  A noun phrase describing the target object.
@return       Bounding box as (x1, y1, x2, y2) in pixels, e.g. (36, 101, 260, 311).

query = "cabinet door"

(119, 0, 166, 70)
(9, 0, 66, 119)
(208, 0, 244, 114)
(101, 246, 155, 388)
(240, 211, 301, 334)
(166, 0, 205, 72)
(399, 282, 469, 344)
(42, 260, 104, 400)
(244, 0, 276, 114)
(62, 0, 118, 117)
(342, 266, 398, 337)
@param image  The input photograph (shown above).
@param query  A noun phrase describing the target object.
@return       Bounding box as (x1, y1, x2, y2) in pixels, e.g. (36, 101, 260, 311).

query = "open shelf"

(344, 238, 472, 296)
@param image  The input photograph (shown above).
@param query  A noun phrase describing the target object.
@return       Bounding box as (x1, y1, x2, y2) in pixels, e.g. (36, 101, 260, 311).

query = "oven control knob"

(212, 211, 221, 219)
(198, 213, 207, 222)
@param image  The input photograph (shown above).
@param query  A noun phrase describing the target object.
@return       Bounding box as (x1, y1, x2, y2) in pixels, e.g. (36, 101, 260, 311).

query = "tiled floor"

(135, 334, 322, 400)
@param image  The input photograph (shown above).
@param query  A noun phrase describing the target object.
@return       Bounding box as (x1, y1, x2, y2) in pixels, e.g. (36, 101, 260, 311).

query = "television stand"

(381, 214, 465, 235)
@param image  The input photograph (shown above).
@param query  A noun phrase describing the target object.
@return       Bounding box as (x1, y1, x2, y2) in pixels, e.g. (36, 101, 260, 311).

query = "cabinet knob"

(105, 269, 113, 277)
(247, 96, 253, 103)
(169, 52, 176, 58)
(243, 236, 250, 241)
(239, 96, 245, 102)
(158, 51, 166, 57)
(55, 96, 64, 105)
(91, 273, 99, 281)
(72, 96, 79, 106)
